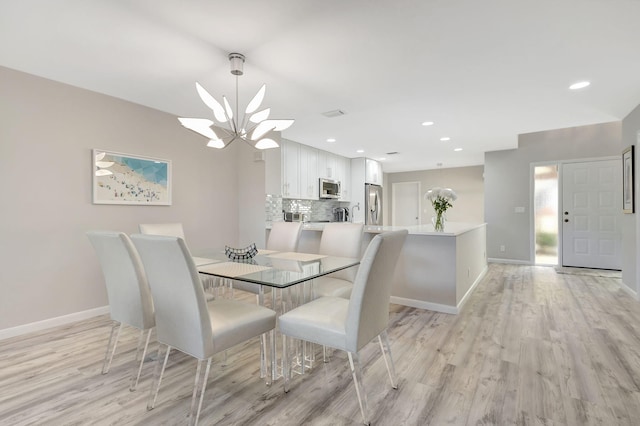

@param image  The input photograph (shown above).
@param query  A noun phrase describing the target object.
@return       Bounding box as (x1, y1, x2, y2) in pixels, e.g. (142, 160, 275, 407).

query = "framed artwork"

(623, 145, 634, 213)
(92, 149, 172, 205)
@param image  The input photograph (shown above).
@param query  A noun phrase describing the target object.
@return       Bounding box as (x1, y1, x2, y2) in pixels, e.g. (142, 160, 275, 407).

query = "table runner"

(267, 252, 328, 262)
(198, 262, 272, 278)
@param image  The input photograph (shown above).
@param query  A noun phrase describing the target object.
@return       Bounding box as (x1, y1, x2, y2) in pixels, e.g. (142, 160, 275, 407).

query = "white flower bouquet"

(425, 187, 457, 231)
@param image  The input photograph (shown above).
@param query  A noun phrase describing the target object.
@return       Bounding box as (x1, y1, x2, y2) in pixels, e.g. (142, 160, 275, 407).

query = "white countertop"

(268, 222, 486, 236)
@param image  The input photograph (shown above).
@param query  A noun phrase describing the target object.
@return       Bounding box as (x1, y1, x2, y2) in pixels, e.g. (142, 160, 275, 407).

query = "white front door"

(392, 182, 420, 226)
(561, 159, 621, 269)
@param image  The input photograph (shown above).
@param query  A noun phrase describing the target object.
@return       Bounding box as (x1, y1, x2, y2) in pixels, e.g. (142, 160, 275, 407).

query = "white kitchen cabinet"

(336, 156, 351, 201)
(265, 139, 349, 201)
(281, 140, 300, 198)
(299, 143, 319, 200)
(317, 151, 338, 179)
(365, 158, 383, 186)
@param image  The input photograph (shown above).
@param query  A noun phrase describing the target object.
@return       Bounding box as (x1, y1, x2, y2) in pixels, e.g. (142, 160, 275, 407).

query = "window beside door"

(534, 165, 559, 265)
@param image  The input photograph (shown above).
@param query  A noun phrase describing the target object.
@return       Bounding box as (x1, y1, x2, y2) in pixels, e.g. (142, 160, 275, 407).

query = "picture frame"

(92, 149, 172, 205)
(623, 145, 634, 214)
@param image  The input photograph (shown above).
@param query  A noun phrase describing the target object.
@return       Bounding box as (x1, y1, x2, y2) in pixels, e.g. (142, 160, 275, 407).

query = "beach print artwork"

(93, 150, 171, 205)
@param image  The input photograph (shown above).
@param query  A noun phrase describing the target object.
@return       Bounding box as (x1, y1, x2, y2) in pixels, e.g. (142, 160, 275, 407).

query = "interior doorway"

(534, 165, 559, 265)
(392, 181, 420, 226)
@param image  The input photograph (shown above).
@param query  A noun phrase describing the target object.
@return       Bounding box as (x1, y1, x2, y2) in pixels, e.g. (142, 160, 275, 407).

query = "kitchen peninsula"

(267, 222, 487, 314)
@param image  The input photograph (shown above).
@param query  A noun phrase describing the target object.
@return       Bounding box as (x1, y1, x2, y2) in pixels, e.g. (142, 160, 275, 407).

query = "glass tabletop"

(193, 249, 359, 289)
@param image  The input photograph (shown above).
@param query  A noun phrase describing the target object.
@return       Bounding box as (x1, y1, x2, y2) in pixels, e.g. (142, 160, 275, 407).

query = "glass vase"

(432, 212, 445, 232)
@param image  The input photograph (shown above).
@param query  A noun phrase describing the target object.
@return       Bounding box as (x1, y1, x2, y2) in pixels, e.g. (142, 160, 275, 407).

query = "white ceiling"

(2, 0, 640, 172)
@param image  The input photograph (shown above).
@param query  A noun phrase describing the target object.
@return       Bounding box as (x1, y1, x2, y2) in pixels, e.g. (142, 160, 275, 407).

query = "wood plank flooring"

(2, 264, 640, 425)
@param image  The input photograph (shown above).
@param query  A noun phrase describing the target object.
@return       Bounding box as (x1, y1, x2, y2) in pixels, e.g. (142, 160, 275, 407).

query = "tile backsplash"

(265, 195, 349, 223)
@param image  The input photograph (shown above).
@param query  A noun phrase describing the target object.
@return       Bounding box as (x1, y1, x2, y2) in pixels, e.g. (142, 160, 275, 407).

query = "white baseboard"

(456, 266, 489, 312)
(0, 306, 109, 341)
(488, 258, 532, 265)
(391, 266, 489, 315)
(390, 296, 458, 315)
(619, 281, 639, 300)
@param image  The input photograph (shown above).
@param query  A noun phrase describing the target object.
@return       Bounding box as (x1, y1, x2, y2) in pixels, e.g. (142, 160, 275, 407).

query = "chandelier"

(178, 53, 293, 150)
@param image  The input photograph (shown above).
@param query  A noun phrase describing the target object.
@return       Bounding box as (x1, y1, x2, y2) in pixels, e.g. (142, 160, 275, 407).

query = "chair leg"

(260, 332, 267, 379)
(348, 352, 370, 425)
(147, 344, 171, 410)
(378, 330, 398, 389)
(130, 328, 153, 391)
(283, 334, 291, 393)
(102, 321, 123, 374)
(189, 358, 212, 426)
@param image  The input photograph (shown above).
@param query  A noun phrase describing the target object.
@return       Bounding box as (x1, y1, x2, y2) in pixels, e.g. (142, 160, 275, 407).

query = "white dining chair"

(86, 230, 155, 392)
(278, 230, 408, 425)
(130, 234, 276, 426)
(139, 222, 219, 298)
(312, 222, 363, 299)
(231, 221, 303, 304)
(138, 222, 185, 239)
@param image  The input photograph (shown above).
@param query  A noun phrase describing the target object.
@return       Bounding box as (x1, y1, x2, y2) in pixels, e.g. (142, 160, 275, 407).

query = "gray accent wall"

(622, 104, 640, 295)
(0, 66, 252, 331)
(385, 165, 485, 226)
(484, 122, 621, 263)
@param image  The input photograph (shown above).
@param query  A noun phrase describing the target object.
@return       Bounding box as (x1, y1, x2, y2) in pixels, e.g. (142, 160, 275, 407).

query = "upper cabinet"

(299, 143, 319, 200)
(365, 158, 383, 186)
(281, 140, 300, 198)
(265, 139, 351, 201)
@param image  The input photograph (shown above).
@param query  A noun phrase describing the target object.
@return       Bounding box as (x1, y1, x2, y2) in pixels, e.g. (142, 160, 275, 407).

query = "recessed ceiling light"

(569, 81, 590, 90)
(454, 148, 463, 152)
(356, 149, 364, 153)
(422, 121, 434, 126)
(440, 137, 450, 141)
(326, 138, 336, 142)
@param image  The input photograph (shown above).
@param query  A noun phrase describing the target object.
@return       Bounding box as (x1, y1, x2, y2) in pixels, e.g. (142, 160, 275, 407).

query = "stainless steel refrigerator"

(365, 183, 383, 225)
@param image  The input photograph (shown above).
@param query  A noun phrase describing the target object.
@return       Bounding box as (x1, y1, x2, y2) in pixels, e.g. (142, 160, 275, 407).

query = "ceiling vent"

(322, 109, 346, 118)
(386, 151, 399, 155)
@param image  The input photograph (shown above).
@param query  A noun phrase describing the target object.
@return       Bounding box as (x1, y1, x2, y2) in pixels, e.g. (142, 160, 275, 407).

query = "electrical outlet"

(500, 245, 506, 252)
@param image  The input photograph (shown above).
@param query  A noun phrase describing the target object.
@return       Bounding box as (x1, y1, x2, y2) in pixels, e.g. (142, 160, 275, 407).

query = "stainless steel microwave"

(319, 178, 341, 199)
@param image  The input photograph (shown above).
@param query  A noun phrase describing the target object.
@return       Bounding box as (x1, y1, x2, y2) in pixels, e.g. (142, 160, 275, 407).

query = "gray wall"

(622, 104, 640, 294)
(484, 122, 621, 262)
(385, 165, 484, 225)
(0, 66, 249, 331)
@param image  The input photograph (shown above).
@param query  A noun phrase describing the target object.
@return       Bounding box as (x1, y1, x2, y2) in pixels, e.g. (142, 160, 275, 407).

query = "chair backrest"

(138, 223, 185, 239)
(319, 223, 364, 281)
(266, 222, 302, 252)
(345, 230, 408, 352)
(130, 234, 213, 360)
(86, 231, 154, 330)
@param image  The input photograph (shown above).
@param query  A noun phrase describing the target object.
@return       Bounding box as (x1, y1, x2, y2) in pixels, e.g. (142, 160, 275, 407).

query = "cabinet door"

(281, 140, 300, 198)
(317, 151, 330, 179)
(365, 158, 382, 186)
(338, 156, 351, 201)
(299, 144, 318, 200)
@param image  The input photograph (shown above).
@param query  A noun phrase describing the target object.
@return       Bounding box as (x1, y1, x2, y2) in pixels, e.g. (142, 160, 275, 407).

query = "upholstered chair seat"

(86, 230, 155, 392)
(279, 230, 408, 425)
(313, 223, 364, 299)
(131, 234, 276, 426)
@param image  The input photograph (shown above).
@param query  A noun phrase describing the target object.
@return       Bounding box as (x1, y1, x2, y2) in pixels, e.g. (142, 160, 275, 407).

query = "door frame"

(391, 181, 421, 226)
(529, 156, 619, 266)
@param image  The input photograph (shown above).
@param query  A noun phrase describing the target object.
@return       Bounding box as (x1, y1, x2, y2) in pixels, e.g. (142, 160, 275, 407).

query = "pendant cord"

(235, 74, 239, 134)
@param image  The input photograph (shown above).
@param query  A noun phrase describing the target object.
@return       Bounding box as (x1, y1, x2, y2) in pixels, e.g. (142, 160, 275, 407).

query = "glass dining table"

(192, 249, 360, 380)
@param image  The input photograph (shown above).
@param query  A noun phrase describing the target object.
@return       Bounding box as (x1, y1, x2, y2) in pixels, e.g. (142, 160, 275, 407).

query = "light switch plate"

(515, 206, 525, 213)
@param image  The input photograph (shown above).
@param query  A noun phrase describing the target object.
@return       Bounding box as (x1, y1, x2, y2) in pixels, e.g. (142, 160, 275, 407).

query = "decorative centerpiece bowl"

(225, 243, 258, 260)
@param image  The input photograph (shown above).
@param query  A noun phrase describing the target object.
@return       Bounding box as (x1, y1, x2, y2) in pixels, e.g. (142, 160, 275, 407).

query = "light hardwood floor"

(2, 264, 640, 425)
